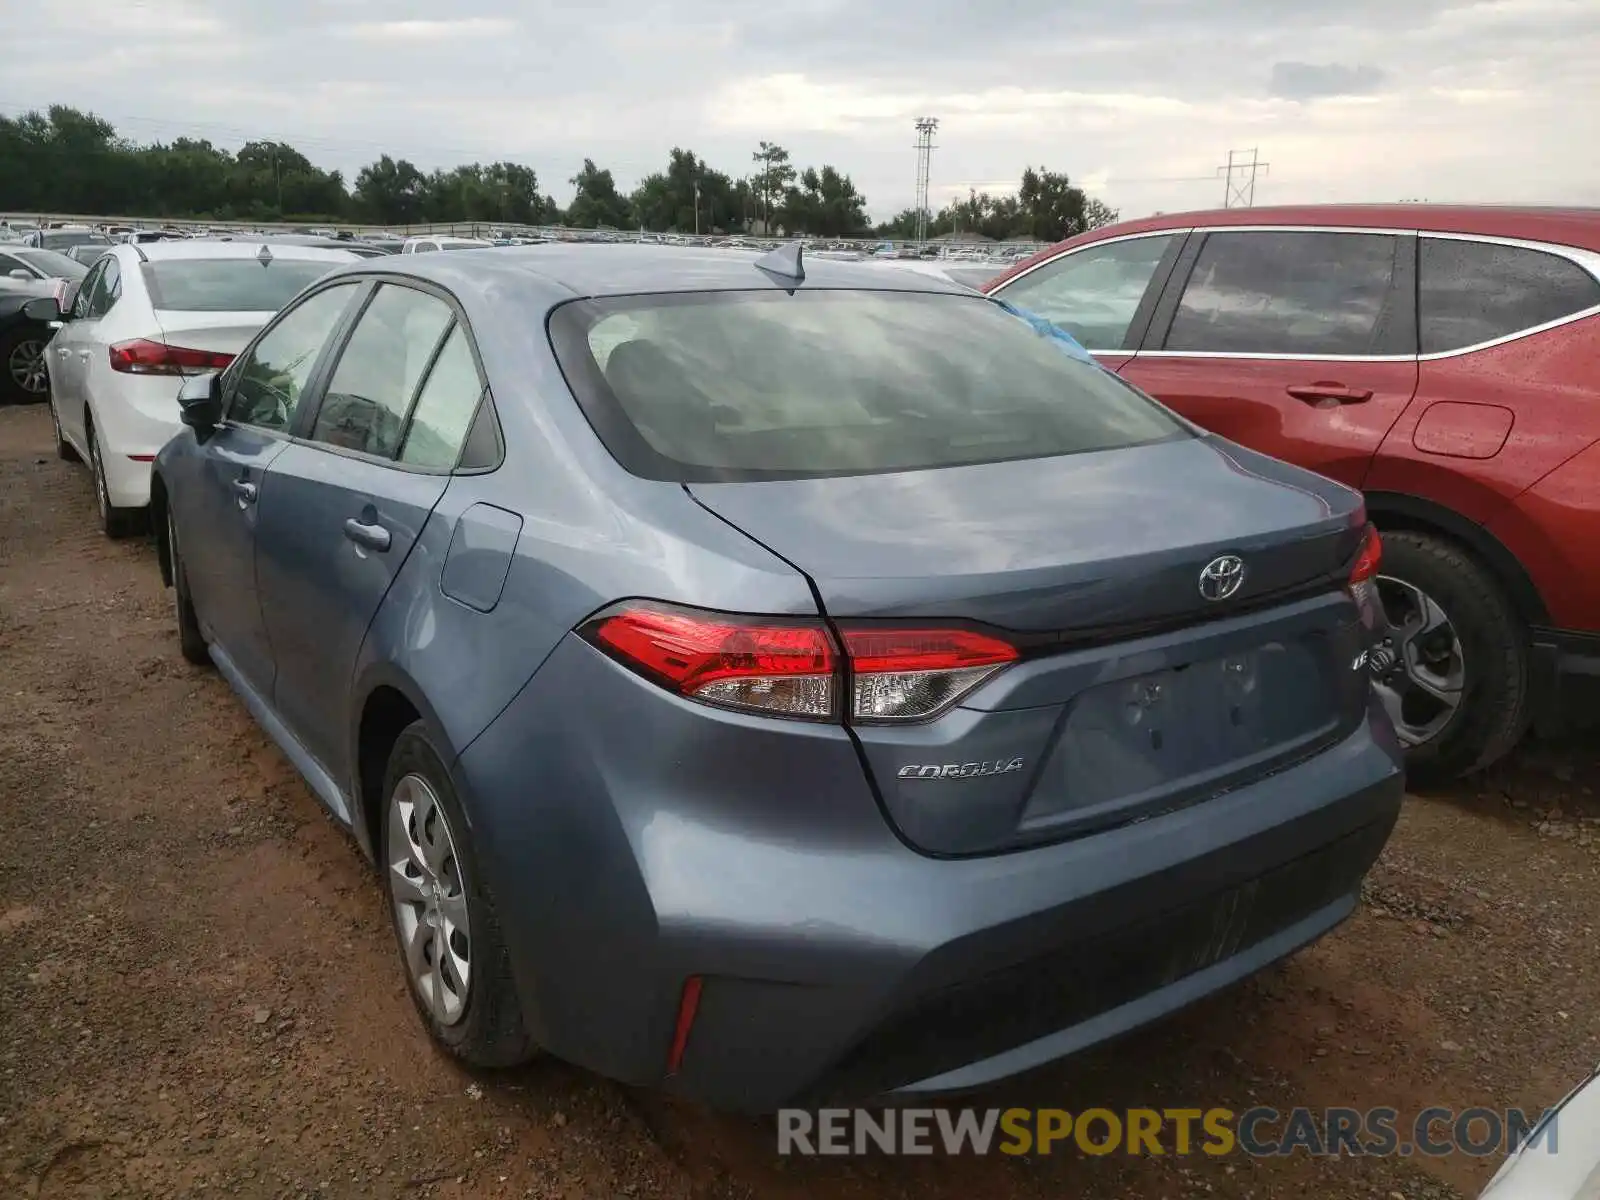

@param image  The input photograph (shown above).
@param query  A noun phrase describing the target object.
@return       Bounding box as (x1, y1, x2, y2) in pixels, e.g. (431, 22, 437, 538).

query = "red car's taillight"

(1348, 523, 1382, 586)
(583, 603, 1018, 722)
(109, 339, 235, 376)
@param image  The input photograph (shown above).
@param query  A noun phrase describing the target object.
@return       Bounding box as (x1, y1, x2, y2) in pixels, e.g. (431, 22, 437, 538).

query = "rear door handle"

(77, 350, 91, 362)
(343, 518, 391, 553)
(1286, 382, 1373, 405)
(56, 347, 71, 359)
(231, 479, 258, 505)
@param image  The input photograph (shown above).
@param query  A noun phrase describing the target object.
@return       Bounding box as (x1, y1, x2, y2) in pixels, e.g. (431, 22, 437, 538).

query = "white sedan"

(400, 235, 493, 254)
(1479, 1064, 1600, 1198)
(42, 240, 357, 536)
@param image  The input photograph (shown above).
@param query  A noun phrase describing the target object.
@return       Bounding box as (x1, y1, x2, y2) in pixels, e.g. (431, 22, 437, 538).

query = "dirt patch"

(1, 402, 1595, 1199)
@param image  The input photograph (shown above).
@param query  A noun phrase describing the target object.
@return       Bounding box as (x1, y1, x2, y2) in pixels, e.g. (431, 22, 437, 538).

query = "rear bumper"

(91, 377, 183, 509)
(454, 635, 1404, 1112)
(1530, 627, 1600, 735)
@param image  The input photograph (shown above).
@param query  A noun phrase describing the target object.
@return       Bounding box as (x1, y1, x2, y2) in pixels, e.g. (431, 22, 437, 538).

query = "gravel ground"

(2, 401, 1596, 1200)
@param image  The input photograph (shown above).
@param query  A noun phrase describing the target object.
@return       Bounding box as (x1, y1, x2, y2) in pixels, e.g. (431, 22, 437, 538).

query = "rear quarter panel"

(1487, 436, 1600, 631)
(1365, 316, 1600, 525)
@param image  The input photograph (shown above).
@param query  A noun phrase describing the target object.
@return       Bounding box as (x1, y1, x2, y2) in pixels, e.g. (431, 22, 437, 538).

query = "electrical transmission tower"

(913, 117, 939, 244)
(1217, 148, 1270, 208)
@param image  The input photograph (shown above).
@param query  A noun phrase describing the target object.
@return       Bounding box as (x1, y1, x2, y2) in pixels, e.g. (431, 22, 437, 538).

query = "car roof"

(339, 243, 977, 302)
(129, 240, 361, 264)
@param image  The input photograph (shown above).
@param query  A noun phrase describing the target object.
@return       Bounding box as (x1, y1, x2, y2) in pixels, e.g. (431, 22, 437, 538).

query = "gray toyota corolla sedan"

(151, 244, 1404, 1111)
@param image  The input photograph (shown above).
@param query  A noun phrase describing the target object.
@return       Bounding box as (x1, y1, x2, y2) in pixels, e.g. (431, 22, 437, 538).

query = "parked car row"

(15, 233, 1409, 1115)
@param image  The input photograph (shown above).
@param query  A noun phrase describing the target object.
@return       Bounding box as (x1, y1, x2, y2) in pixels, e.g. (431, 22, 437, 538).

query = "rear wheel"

(166, 503, 209, 666)
(381, 722, 534, 1068)
(0, 326, 49, 405)
(1370, 531, 1530, 784)
(50, 394, 79, 462)
(87, 422, 144, 539)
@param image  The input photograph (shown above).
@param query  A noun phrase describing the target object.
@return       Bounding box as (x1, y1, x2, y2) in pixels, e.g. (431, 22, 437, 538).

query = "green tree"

(354, 154, 427, 224)
(751, 141, 795, 233)
(781, 166, 870, 237)
(565, 159, 632, 229)
(1018, 166, 1090, 242)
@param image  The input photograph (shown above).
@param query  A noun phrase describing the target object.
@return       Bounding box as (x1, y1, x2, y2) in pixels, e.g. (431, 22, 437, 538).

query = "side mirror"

(8, 269, 30, 281)
(21, 296, 64, 322)
(178, 371, 223, 433)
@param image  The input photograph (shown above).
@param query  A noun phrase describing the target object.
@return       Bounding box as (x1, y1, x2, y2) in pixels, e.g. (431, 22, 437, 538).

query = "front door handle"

(56, 347, 71, 359)
(231, 479, 258, 506)
(343, 518, 391, 553)
(1286, 382, 1373, 405)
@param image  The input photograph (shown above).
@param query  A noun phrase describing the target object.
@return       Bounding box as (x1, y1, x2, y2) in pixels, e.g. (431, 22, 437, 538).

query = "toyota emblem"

(1198, 554, 1246, 602)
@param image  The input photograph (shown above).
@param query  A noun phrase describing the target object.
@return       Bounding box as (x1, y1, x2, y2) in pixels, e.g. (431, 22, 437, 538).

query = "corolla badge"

(898, 758, 1026, 781)
(1198, 554, 1246, 602)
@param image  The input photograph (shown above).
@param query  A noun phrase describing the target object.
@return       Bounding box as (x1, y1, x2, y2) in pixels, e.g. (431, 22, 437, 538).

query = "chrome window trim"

(1135, 350, 1418, 363)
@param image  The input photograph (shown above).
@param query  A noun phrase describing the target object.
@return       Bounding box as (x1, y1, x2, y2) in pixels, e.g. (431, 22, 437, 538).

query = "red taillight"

(1349, 523, 1382, 586)
(108, 339, 235, 376)
(589, 603, 837, 719)
(841, 627, 1018, 721)
(583, 603, 1018, 722)
(665, 976, 703, 1076)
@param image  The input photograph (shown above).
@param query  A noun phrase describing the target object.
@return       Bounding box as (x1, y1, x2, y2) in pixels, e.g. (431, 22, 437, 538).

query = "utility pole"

(1217, 148, 1269, 208)
(913, 117, 939, 246)
(694, 180, 701, 236)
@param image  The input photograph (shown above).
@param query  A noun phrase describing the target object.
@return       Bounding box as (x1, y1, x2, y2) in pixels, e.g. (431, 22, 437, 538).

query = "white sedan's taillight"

(582, 602, 1018, 723)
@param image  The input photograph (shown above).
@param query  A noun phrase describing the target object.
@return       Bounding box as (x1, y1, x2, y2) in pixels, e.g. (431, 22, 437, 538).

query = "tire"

(1373, 530, 1530, 784)
(166, 503, 210, 666)
(86, 422, 145, 539)
(50, 394, 80, 462)
(0, 325, 50, 405)
(380, 721, 535, 1068)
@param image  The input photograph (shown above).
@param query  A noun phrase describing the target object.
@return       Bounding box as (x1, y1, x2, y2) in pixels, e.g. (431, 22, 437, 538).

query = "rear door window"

(309, 284, 454, 459)
(992, 234, 1178, 349)
(85, 257, 121, 318)
(398, 325, 487, 470)
(1420, 237, 1600, 354)
(1164, 231, 1408, 356)
(549, 289, 1187, 482)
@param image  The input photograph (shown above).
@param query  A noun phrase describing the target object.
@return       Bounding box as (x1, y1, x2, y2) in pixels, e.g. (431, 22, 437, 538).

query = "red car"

(985, 205, 1600, 782)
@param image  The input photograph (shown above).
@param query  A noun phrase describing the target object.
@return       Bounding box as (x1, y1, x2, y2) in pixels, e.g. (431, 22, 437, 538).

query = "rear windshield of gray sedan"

(140, 259, 340, 312)
(548, 290, 1187, 481)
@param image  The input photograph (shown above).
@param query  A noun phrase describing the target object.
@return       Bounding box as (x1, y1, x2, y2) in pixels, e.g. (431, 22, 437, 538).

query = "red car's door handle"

(1286, 382, 1374, 405)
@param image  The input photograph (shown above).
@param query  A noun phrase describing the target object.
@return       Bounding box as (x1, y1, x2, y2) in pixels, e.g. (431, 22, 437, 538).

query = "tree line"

(1, 105, 1117, 241)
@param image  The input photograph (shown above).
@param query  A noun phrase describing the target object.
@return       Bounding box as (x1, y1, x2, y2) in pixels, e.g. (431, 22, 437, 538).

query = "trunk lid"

(689, 436, 1375, 856)
(153, 310, 272, 357)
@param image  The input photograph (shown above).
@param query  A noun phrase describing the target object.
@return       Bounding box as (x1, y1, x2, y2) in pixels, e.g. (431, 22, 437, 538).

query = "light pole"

(694, 180, 701, 236)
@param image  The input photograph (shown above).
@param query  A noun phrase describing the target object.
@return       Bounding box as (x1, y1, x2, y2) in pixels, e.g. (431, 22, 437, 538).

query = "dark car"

(985, 205, 1600, 781)
(152, 245, 1403, 1111)
(0, 247, 87, 403)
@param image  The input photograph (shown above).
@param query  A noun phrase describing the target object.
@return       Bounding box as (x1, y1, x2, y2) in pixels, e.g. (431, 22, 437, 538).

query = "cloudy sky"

(6, 0, 1598, 220)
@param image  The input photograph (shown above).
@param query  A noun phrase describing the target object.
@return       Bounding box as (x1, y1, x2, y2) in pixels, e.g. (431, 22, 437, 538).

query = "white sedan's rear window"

(141, 259, 340, 312)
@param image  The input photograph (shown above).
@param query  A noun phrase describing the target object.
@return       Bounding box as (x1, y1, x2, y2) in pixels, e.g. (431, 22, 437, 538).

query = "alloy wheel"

(387, 774, 472, 1026)
(89, 434, 109, 524)
(1370, 574, 1466, 747)
(7, 337, 46, 396)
